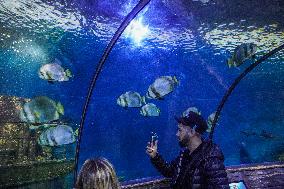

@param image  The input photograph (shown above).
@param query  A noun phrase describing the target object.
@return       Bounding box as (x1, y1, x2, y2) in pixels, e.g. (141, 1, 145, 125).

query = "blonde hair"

(75, 158, 120, 189)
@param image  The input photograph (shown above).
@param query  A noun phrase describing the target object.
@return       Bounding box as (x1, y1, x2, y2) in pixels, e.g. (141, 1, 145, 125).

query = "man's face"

(176, 123, 191, 147)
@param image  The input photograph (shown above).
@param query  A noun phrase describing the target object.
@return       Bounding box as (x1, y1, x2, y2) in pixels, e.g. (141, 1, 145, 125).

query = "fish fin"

(158, 96, 164, 100)
(206, 126, 212, 133)
(54, 111, 60, 120)
(65, 69, 72, 78)
(173, 75, 179, 84)
(140, 109, 144, 116)
(56, 102, 64, 115)
(48, 80, 55, 84)
(141, 96, 146, 105)
(158, 108, 161, 114)
(227, 58, 233, 68)
(74, 128, 79, 137)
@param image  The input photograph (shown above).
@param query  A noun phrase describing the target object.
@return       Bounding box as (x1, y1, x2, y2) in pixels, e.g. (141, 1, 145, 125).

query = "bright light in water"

(124, 17, 149, 45)
(12, 39, 48, 62)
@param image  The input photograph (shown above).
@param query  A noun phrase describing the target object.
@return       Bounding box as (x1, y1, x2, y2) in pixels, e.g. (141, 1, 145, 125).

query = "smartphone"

(150, 132, 158, 144)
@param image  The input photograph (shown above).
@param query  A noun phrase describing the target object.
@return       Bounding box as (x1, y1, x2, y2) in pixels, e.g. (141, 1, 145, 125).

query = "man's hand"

(146, 140, 158, 158)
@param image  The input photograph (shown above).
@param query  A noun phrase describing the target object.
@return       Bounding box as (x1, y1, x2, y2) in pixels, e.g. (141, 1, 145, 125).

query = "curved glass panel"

(0, 0, 283, 187)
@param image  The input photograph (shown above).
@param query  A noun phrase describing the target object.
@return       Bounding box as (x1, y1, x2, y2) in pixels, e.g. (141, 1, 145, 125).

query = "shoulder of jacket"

(203, 142, 224, 160)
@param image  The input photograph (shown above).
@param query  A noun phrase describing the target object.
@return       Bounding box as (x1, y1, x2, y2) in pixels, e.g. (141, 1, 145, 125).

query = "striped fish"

(117, 91, 146, 108)
(227, 43, 257, 68)
(140, 103, 161, 117)
(39, 59, 72, 83)
(38, 125, 75, 146)
(146, 76, 178, 99)
(19, 96, 64, 128)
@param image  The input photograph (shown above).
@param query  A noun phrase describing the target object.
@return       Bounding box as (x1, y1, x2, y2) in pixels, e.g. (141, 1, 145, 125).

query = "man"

(146, 111, 229, 189)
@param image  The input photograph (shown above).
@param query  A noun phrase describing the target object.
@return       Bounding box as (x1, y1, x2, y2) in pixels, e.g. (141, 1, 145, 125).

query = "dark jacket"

(151, 141, 229, 189)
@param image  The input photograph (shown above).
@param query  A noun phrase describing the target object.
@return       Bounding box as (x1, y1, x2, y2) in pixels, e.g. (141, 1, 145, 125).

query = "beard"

(178, 136, 190, 148)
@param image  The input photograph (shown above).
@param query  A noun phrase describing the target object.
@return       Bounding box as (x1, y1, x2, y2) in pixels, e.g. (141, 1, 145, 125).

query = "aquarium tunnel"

(0, 0, 284, 188)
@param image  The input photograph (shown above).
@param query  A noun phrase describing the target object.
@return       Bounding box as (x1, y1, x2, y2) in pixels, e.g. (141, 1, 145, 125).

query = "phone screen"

(229, 181, 247, 189)
(151, 132, 158, 144)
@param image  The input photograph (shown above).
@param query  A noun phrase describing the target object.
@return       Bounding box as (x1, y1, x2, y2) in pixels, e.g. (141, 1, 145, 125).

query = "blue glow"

(229, 181, 247, 189)
(124, 17, 149, 45)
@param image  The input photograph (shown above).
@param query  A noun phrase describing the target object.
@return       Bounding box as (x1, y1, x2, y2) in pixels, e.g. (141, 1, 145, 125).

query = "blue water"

(0, 0, 284, 184)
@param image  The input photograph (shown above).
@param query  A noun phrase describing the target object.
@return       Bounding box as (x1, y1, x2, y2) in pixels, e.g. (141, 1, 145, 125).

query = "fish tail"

(56, 102, 64, 115)
(141, 96, 146, 105)
(74, 128, 79, 137)
(227, 58, 233, 68)
(140, 108, 145, 116)
(206, 125, 212, 133)
(54, 111, 60, 120)
(65, 69, 72, 78)
(173, 75, 179, 84)
(158, 108, 161, 114)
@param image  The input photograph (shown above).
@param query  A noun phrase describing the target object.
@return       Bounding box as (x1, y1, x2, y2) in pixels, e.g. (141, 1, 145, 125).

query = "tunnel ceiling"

(0, 0, 284, 184)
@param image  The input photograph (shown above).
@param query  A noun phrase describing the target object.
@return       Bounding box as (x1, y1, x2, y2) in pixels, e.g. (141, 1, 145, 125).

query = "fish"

(38, 125, 75, 146)
(240, 130, 257, 137)
(140, 103, 161, 117)
(278, 153, 284, 161)
(39, 59, 72, 83)
(227, 43, 257, 68)
(146, 76, 178, 99)
(207, 112, 218, 132)
(19, 96, 64, 128)
(259, 130, 276, 139)
(192, 0, 210, 3)
(117, 91, 146, 108)
(241, 129, 280, 140)
(182, 107, 201, 117)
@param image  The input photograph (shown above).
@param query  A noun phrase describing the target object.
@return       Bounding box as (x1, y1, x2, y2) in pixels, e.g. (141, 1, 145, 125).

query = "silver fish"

(140, 103, 161, 117)
(146, 76, 178, 99)
(182, 107, 201, 117)
(38, 125, 75, 146)
(192, 0, 210, 3)
(19, 96, 64, 128)
(117, 91, 146, 108)
(39, 59, 72, 83)
(227, 43, 257, 68)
